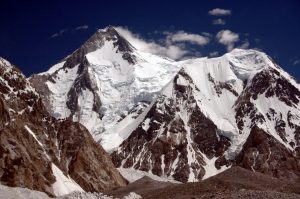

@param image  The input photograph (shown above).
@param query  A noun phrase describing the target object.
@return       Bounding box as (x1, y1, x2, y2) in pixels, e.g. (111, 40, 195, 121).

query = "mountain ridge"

(28, 26, 300, 183)
(112, 48, 300, 182)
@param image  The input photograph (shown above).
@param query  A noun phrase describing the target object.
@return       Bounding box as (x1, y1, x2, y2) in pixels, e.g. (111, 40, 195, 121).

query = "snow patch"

(24, 125, 43, 147)
(202, 155, 231, 180)
(57, 191, 141, 199)
(0, 184, 50, 199)
(51, 163, 84, 196)
(118, 168, 180, 183)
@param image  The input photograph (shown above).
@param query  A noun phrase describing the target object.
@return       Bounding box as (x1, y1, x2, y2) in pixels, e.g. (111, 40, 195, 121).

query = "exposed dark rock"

(112, 69, 231, 182)
(236, 126, 300, 180)
(0, 58, 127, 196)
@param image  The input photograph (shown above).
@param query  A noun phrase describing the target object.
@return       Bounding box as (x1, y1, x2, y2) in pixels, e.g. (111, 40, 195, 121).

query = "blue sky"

(1, 0, 300, 80)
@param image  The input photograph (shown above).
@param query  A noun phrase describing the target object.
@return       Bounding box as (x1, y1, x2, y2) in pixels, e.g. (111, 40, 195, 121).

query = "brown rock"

(0, 58, 127, 196)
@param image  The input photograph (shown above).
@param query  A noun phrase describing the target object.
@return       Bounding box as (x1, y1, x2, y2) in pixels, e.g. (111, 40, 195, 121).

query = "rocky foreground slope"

(0, 58, 127, 196)
(2, 167, 299, 199)
(140, 167, 300, 199)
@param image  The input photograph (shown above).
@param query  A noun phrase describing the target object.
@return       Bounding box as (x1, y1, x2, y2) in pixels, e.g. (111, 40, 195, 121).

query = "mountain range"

(1, 26, 300, 198)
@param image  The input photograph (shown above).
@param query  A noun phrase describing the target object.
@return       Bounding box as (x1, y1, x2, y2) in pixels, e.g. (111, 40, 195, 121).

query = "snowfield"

(58, 192, 141, 199)
(118, 168, 180, 183)
(0, 184, 142, 199)
(51, 163, 84, 196)
(0, 184, 50, 199)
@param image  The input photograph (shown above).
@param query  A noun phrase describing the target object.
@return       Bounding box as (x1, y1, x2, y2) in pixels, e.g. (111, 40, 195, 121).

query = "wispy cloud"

(202, 32, 212, 37)
(209, 8, 232, 16)
(238, 40, 250, 49)
(115, 26, 210, 60)
(164, 31, 210, 46)
(293, 59, 300, 66)
(216, 29, 239, 51)
(51, 28, 68, 38)
(209, 51, 219, 57)
(212, 18, 226, 25)
(51, 25, 89, 38)
(75, 25, 89, 30)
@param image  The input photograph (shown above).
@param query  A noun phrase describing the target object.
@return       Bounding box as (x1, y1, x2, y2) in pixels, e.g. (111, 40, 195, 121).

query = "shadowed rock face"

(232, 67, 300, 180)
(65, 59, 103, 117)
(0, 58, 127, 196)
(236, 126, 300, 180)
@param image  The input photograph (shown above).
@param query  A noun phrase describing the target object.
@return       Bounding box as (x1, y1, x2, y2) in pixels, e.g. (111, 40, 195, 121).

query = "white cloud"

(239, 41, 250, 49)
(51, 25, 89, 38)
(202, 32, 212, 37)
(212, 18, 226, 25)
(209, 8, 232, 16)
(51, 28, 68, 38)
(115, 26, 209, 60)
(75, 25, 89, 30)
(216, 30, 239, 51)
(252, 47, 263, 52)
(165, 31, 210, 46)
(293, 59, 300, 66)
(209, 51, 219, 57)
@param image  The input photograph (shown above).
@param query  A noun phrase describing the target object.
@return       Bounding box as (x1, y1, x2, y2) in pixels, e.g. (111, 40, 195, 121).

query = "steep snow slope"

(112, 49, 300, 182)
(30, 27, 181, 151)
(51, 163, 84, 196)
(178, 49, 300, 157)
(83, 49, 179, 150)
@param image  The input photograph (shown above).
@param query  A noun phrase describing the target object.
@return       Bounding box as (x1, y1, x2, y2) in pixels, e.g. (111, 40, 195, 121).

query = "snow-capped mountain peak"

(79, 26, 137, 64)
(30, 26, 181, 151)
(44, 26, 136, 75)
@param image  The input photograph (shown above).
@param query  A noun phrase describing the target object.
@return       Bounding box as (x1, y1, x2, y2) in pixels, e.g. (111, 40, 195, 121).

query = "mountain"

(112, 49, 300, 182)
(0, 57, 127, 196)
(29, 26, 300, 183)
(30, 26, 181, 151)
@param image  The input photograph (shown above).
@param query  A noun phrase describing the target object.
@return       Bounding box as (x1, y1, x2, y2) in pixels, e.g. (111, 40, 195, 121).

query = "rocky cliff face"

(112, 49, 300, 182)
(0, 57, 127, 196)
